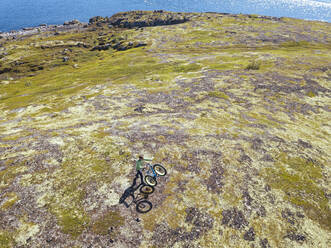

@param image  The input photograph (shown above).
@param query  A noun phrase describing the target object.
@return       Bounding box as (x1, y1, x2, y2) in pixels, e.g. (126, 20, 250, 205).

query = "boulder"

(91, 44, 111, 51)
(23, 27, 34, 31)
(113, 41, 147, 51)
(0, 67, 12, 74)
(64, 20, 81, 26)
(89, 16, 108, 24)
(69, 19, 81, 25)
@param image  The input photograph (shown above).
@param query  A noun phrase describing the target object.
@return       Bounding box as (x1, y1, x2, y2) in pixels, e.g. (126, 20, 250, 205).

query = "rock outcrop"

(89, 10, 189, 28)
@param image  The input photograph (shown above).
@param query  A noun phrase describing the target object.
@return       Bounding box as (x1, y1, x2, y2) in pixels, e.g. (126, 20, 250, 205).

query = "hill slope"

(0, 11, 330, 247)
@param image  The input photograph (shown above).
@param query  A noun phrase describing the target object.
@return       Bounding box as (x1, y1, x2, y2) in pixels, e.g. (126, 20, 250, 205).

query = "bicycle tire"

(140, 185, 155, 194)
(145, 175, 157, 186)
(136, 200, 152, 213)
(153, 164, 167, 176)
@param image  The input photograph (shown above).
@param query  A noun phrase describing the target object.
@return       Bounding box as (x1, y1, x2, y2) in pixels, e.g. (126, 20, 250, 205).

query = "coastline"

(0, 20, 88, 39)
(1, 11, 330, 40)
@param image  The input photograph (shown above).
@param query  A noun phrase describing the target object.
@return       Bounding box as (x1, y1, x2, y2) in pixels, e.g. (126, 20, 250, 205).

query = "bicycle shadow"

(119, 171, 153, 213)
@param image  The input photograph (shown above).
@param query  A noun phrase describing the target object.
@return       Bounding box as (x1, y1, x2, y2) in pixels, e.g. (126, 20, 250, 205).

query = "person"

(135, 155, 152, 183)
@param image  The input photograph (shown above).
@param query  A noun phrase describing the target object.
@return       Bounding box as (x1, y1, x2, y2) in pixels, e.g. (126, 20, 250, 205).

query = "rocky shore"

(0, 10, 192, 40)
(0, 10, 291, 41)
(0, 20, 87, 40)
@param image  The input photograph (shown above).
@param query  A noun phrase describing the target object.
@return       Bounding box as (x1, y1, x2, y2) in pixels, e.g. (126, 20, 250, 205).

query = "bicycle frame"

(145, 163, 158, 178)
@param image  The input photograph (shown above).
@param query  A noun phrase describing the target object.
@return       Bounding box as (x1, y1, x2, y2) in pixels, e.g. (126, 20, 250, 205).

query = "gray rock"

(91, 44, 111, 51)
(260, 238, 271, 248)
(282, 208, 296, 225)
(23, 27, 34, 31)
(134, 106, 145, 113)
(222, 208, 248, 229)
(298, 139, 312, 148)
(284, 232, 306, 242)
(64, 20, 80, 26)
(244, 227, 255, 241)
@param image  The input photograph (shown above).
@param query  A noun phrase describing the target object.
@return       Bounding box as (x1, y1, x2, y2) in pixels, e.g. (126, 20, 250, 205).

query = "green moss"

(223, 185, 241, 206)
(30, 140, 128, 238)
(180, 30, 222, 45)
(198, 53, 259, 71)
(278, 153, 323, 179)
(247, 112, 280, 128)
(2, 45, 195, 111)
(1, 193, 19, 210)
(0, 166, 27, 190)
(306, 91, 316, 97)
(245, 60, 260, 70)
(91, 159, 109, 173)
(264, 153, 330, 231)
(172, 63, 202, 73)
(91, 211, 125, 236)
(208, 91, 229, 100)
(1, 132, 32, 142)
(0, 231, 15, 248)
(281, 41, 310, 48)
(58, 209, 90, 238)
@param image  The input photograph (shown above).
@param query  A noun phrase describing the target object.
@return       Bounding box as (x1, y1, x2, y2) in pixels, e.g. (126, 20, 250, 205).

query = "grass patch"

(172, 63, 202, 73)
(91, 211, 124, 236)
(2, 47, 164, 110)
(280, 41, 310, 48)
(58, 209, 90, 238)
(33, 140, 128, 238)
(0, 166, 28, 190)
(208, 91, 229, 100)
(245, 60, 260, 70)
(247, 112, 280, 128)
(0, 231, 15, 248)
(264, 153, 330, 231)
(1, 192, 19, 210)
(306, 91, 316, 97)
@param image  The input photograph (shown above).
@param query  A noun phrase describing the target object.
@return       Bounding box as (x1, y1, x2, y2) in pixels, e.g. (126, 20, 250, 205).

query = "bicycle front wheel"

(140, 185, 155, 194)
(153, 164, 167, 176)
(136, 200, 152, 213)
(145, 175, 157, 186)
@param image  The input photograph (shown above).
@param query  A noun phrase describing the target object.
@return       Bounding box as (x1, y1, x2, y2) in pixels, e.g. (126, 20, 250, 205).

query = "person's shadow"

(119, 171, 145, 207)
(119, 169, 157, 213)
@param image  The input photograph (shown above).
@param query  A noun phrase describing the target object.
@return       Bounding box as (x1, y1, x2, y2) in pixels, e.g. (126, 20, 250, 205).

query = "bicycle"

(144, 163, 167, 187)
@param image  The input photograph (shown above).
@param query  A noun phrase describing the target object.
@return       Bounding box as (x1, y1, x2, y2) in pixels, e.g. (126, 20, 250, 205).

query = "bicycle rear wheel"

(136, 200, 152, 213)
(140, 185, 155, 194)
(153, 164, 167, 176)
(145, 175, 157, 186)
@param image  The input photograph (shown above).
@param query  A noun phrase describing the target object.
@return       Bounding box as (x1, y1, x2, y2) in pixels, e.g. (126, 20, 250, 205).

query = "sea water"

(0, 0, 330, 32)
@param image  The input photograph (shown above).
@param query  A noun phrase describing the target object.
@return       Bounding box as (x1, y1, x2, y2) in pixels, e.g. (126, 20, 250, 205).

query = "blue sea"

(0, 0, 330, 32)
